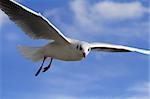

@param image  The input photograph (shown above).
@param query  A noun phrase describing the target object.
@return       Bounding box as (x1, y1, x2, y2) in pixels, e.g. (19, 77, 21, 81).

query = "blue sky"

(0, 0, 150, 99)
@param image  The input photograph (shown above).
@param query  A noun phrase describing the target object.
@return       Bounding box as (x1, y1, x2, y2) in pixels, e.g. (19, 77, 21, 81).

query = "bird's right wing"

(89, 43, 150, 55)
(0, 0, 70, 44)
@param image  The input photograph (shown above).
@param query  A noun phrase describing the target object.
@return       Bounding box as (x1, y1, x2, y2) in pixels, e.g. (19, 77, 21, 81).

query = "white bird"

(1, 0, 150, 76)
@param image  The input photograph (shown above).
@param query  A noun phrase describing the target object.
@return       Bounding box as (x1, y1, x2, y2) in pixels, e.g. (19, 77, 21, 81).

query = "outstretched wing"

(89, 43, 150, 55)
(0, 0, 70, 44)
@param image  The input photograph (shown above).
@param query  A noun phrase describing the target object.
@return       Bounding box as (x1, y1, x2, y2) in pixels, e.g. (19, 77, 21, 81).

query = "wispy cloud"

(32, 60, 131, 99)
(95, 1, 148, 20)
(94, 1, 146, 20)
(68, 0, 149, 39)
(6, 81, 149, 99)
(70, 0, 149, 23)
(36, 0, 149, 42)
(114, 81, 150, 99)
(127, 81, 150, 95)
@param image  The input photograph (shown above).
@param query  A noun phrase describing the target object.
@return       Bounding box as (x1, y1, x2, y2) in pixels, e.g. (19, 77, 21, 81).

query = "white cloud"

(30, 0, 149, 41)
(92, 1, 148, 20)
(65, 0, 150, 40)
(70, 0, 93, 26)
(70, 0, 149, 23)
(116, 81, 150, 99)
(8, 82, 150, 99)
(127, 81, 150, 95)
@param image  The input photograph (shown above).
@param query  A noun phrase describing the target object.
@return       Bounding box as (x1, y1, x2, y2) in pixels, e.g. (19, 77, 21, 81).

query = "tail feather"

(17, 46, 43, 61)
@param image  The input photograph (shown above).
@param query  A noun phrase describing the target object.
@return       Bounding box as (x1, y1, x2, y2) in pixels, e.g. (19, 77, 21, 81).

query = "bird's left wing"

(0, 0, 70, 44)
(89, 43, 150, 55)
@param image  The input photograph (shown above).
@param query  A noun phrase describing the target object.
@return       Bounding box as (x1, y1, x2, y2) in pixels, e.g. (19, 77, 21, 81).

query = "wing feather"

(0, 0, 70, 44)
(89, 43, 150, 55)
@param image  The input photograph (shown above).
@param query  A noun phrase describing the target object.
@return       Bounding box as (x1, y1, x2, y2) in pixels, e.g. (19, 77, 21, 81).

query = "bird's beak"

(83, 52, 86, 58)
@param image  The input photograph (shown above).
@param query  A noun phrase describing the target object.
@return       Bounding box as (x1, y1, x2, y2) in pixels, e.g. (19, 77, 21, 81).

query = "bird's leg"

(42, 58, 53, 72)
(35, 56, 47, 76)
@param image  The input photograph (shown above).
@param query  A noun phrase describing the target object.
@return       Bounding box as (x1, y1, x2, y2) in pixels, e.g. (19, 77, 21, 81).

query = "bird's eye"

(79, 46, 82, 50)
(76, 45, 79, 49)
(88, 49, 90, 51)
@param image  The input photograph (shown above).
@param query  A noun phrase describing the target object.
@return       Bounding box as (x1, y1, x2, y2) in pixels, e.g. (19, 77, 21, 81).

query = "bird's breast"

(44, 44, 83, 61)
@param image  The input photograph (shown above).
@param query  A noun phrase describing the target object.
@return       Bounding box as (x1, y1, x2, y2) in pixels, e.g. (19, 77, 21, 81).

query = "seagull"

(1, 0, 150, 76)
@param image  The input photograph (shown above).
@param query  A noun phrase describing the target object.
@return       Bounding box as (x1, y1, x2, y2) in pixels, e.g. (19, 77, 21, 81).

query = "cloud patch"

(92, 1, 148, 20)
(30, 0, 149, 41)
(66, 0, 150, 40)
(70, 0, 149, 23)
(127, 81, 150, 95)
(115, 81, 150, 99)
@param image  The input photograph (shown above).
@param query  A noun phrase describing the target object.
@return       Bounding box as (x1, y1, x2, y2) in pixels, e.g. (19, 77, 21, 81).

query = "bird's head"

(76, 43, 91, 58)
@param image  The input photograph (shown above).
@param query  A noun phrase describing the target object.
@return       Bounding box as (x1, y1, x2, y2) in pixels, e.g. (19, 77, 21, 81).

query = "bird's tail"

(17, 45, 44, 62)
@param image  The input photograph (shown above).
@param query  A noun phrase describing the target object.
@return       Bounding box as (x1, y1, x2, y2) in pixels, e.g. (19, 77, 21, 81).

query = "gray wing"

(89, 43, 150, 55)
(0, 0, 70, 44)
